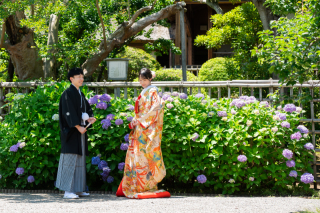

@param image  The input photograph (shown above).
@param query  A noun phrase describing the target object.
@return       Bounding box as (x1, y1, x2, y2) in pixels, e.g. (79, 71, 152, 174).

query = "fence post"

(0, 87, 3, 115)
(310, 87, 317, 189)
(227, 80, 230, 98)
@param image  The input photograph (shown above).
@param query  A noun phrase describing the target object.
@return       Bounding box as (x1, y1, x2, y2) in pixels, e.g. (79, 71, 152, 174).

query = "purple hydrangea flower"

(115, 119, 123, 125)
(96, 101, 107, 110)
(27, 175, 35, 183)
(279, 113, 287, 120)
(300, 173, 314, 184)
(9, 145, 19, 152)
(127, 104, 134, 111)
(107, 176, 114, 183)
(15, 167, 24, 175)
(166, 103, 174, 109)
(172, 92, 179, 97)
(124, 134, 129, 142)
(237, 155, 247, 162)
(158, 92, 163, 97)
(120, 143, 129, 151)
(217, 111, 227, 117)
(239, 96, 248, 100)
(106, 114, 115, 120)
(101, 167, 111, 181)
(289, 170, 298, 178)
(304, 143, 314, 150)
(91, 156, 101, 165)
(275, 111, 280, 115)
(195, 93, 205, 99)
(297, 125, 309, 134)
(118, 162, 125, 170)
(260, 101, 269, 108)
(235, 100, 246, 108)
(0, 174, 2, 180)
(291, 132, 302, 141)
(166, 97, 174, 102)
(179, 93, 188, 100)
(197, 174, 207, 184)
(127, 116, 133, 122)
(99, 94, 112, 102)
(249, 177, 254, 181)
(94, 95, 101, 99)
(282, 149, 293, 160)
(101, 119, 111, 130)
(283, 104, 296, 113)
(286, 160, 295, 167)
(281, 121, 290, 128)
(88, 97, 98, 105)
(191, 133, 199, 141)
(246, 96, 257, 103)
(230, 99, 240, 106)
(98, 160, 108, 170)
(162, 94, 170, 101)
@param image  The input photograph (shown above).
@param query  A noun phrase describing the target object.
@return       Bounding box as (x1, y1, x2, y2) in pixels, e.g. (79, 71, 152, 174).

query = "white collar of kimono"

(141, 85, 158, 97)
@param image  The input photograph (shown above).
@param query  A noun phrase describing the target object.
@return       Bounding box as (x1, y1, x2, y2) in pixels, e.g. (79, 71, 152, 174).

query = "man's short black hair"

(67, 68, 84, 82)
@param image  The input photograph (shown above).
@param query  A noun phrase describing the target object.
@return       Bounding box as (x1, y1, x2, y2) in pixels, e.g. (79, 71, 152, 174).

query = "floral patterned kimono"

(116, 85, 170, 199)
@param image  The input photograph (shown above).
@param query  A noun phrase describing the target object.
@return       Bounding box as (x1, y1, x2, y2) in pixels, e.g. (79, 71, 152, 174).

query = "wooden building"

(129, 0, 244, 67)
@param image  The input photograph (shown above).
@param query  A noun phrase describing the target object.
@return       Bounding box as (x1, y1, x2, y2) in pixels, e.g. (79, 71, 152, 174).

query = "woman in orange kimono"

(116, 68, 170, 199)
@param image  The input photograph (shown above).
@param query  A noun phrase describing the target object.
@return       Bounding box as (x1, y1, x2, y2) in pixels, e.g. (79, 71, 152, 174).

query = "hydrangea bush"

(0, 82, 314, 194)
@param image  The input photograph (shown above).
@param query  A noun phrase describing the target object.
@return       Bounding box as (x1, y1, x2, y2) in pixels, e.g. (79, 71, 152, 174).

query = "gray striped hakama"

(56, 133, 86, 193)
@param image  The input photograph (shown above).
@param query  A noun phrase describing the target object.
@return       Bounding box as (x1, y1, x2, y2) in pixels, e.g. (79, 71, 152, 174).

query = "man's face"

(70, 74, 84, 87)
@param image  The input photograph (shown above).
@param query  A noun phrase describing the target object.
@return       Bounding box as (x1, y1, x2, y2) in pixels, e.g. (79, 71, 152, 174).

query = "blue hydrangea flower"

(98, 160, 108, 170)
(124, 134, 129, 142)
(191, 133, 199, 141)
(120, 143, 129, 151)
(179, 93, 188, 100)
(283, 104, 296, 113)
(304, 143, 314, 150)
(101, 167, 111, 182)
(127, 116, 133, 122)
(27, 175, 35, 183)
(127, 104, 134, 111)
(101, 119, 111, 130)
(15, 167, 24, 175)
(237, 155, 247, 162)
(300, 173, 314, 184)
(88, 97, 98, 105)
(91, 156, 101, 165)
(115, 119, 123, 125)
(281, 121, 290, 128)
(289, 170, 297, 178)
(217, 111, 227, 117)
(96, 101, 107, 110)
(118, 162, 125, 170)
(107, 176, 114, 183)
(279, 113, 287, 120)
(286, 160, 295, 168)
(290, 132, 302, 141)
(99, 94, 112, 102)
(197, 174, 207, 184)
(86, 185, 89, 191)
(297, 125, 309, 134)
(282, 149, 293, 160)
(9, 145, 19, 152)
(106, 114, 115, 120)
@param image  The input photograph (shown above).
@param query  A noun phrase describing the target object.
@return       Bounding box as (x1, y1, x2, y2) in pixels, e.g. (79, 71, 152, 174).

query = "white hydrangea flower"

(208, 111, 214, 117)
(246, 120, 253, 126)
(174, 99, 180, 104)
(229, 179, 235, 183)
(273, 115, 280, 121)
(277, 106, 282, 110)
(19, 142, 26, 148)
(0, 116, 3, 120)
(296, 107, 302, 113)
(202, 100, 207, 104)
(253, 110, 260, 115)
(222, 117, 228, 121)
(231, 109, 237, 115)
(260, 128, 267, 132)
(303, 134, 308, 138)
(52, 114, 59, 121)
(271, 127, 278, 132)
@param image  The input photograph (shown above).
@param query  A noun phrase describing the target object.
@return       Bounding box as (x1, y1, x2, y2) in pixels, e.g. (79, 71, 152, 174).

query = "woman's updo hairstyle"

(139, 68, 153, 80)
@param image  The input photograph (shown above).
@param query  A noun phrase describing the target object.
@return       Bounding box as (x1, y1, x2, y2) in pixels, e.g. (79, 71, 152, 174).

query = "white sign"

(108, 61, 127, 79)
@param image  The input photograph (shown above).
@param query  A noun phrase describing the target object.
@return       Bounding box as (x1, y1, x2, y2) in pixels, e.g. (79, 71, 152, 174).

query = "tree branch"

(0, 19, 6, 48)
(82, 2, 185, 76)
(127, 6, 153, 28)
(96, 0, 107, 50)
(206, 0, 224, 14)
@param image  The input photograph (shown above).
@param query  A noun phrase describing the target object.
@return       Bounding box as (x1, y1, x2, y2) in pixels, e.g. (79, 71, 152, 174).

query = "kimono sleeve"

(136, 89, 162, 129)
(60, 91, 81, 128)
(84, 96, 94, 117)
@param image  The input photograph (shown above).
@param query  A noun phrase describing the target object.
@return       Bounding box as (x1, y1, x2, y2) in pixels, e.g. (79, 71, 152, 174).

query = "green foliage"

(198, 57, 230, 81)
(117, 47, 161, 81)
(195, 3, 270, 80)
(144, 38, 181, 57)
(154, 68, 198, 81)
(0, 83, 314, 194)
(253, 0, 320, 85)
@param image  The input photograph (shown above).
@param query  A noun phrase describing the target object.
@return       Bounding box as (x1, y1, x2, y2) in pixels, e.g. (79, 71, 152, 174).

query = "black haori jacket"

(59, 85, 94, 156)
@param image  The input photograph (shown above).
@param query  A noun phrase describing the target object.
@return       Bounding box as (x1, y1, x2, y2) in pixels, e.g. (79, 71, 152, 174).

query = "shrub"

(154, 68, 198, 82)
(198, 57, 230, 81)
(0, 83, 314, 195)
(117, 46, 161, 81)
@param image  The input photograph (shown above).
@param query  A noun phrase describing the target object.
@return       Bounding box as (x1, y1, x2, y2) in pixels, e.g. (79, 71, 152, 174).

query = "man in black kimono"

(56, 68, 96, 199)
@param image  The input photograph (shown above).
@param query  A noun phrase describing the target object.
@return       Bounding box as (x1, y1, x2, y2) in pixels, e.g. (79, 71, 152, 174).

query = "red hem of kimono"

(116, 180, 125, 197)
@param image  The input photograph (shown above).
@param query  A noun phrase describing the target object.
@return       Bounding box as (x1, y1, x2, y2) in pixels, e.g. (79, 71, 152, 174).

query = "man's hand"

(87, 117, 96, 124)
(75, 125, 87, 134)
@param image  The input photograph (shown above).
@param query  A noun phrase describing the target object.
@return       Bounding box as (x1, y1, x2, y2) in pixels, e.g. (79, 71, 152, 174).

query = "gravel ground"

(0, 193, 320, 213)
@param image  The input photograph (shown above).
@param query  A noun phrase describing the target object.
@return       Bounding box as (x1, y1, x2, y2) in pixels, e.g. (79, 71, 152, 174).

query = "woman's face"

(139, 75, 151, 88)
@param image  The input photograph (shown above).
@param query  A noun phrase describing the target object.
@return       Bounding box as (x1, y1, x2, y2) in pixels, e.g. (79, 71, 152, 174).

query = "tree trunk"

(206, 0, 224, 14)
(251, 0, 276, 30)
(6, 58, 14, 82)
(5, 13, 43, 80)
(82, 2, 186, 76)
(44, 14, 60, 79)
